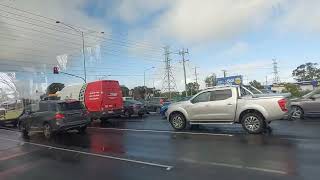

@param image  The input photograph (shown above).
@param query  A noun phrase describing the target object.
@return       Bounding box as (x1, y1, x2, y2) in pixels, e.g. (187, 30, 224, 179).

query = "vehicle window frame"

(191, 91, 212, 104)
(212, 89, 232, 101)
(58, 101, 84, 111)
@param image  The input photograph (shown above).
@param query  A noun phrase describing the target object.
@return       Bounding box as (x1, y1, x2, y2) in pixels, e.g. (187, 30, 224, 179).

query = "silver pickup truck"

(166, 86, 290, 134)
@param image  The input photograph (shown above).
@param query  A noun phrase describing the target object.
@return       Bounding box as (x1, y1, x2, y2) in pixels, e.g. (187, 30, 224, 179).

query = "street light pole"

(56, 21, 104, 83)
(81, 31, 86, 83)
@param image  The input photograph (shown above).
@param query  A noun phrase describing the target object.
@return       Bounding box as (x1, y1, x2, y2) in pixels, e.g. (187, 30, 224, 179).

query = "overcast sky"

(1, 0, 320, 92)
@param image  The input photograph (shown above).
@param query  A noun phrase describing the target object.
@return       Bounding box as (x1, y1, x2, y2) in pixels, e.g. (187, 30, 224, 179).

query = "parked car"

(0, 107, 6, 120)
(166, 86, 290, 134)
(123, 100, 146, 118)
(58, 80, 124, 122)
(18, 100, 90, 139)
(145, 97, 168, 112)
(160, 97, 192, 117)
(160, 101, 171, 117)
(290, 88, 320, 119)
(123, 97, 134, 101)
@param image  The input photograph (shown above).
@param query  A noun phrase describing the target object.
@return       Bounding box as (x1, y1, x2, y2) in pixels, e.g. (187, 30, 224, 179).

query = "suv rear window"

(58, 101, 84, 111)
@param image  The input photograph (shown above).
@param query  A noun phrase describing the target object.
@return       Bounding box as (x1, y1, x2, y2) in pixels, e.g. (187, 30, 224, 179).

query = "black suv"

(19, 100, 90, 139)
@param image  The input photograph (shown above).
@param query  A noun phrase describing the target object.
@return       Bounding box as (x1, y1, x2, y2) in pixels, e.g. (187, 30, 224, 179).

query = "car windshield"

(58, 101, 84, 111)
(1, 1, 320, 180)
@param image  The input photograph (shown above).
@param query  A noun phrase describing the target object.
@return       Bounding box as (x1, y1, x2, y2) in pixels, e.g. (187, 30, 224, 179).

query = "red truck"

(58, 80, 123, 121)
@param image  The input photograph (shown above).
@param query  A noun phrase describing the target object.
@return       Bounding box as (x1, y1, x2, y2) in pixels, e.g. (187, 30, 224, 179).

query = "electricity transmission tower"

(272, 59, 280, 84)
(162, 46, 177, 99)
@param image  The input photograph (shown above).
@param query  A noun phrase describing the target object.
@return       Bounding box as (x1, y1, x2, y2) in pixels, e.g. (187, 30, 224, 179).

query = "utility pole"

(272, 59, 280, 84)
(265, 76, 268, 86)
(222, 70, 227, 78)
(81, 32, 86, 83)
(194, 66, 199, 84)
(179, 48, 189, 96)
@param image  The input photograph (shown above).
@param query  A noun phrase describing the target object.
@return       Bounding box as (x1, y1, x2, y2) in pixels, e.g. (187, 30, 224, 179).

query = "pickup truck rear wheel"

(170, 113, 186, 130)
(290, 106, 303, 120)
(241, 113, 265, 134)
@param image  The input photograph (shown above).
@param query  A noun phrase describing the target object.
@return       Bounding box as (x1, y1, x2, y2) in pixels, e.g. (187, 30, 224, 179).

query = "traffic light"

(53, 66, 59, 74)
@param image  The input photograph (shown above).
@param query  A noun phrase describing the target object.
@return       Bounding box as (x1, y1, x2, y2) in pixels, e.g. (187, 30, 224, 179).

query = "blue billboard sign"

(216, 75, 243, 85)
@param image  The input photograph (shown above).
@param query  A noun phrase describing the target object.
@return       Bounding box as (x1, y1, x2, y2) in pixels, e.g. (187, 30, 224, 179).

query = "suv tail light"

(278, 99, 288, 112)
(55, 113, 65, 120)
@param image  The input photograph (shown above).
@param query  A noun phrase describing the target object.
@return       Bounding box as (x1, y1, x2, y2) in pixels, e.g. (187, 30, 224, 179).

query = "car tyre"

(124, 110, 131, 118)
(19, 121, 29, 138)
(241, 113, 265, 134)
(290, 106, 304, 120)
(43, 123, 53, 139)
(170, 112, 186, 130)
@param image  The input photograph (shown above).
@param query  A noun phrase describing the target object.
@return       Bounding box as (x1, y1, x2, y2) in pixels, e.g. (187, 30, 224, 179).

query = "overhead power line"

(0, 3, 162, 50)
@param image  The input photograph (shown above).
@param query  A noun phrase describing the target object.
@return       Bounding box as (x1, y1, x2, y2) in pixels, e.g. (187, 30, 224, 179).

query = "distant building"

(271, 80, 319, 93)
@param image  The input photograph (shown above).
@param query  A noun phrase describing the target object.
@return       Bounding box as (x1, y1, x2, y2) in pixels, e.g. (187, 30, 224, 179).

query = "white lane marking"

(0, 127, 20, 132)
(246, 166, 287, 175)
(182, 158, 287, 175)
(0, 136, 173, 170)
(88, 127, 234, 137)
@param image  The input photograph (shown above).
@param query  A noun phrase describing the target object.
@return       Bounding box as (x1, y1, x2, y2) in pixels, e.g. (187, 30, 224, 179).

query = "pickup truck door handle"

(227, 103, 233, 106)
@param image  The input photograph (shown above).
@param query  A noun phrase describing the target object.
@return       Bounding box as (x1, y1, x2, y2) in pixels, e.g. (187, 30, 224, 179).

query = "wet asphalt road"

(1, 114, 320, 180)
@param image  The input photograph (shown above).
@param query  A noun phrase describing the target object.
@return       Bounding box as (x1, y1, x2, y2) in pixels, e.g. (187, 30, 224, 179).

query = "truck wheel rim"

(291, 108, 302, 119)
(172, 116, 183, 128)
(244, 116, 260, 132)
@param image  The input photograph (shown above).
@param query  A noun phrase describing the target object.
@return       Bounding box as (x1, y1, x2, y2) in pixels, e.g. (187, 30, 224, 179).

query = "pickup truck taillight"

(55, 113, 65, 120)
(278, 99, 288, 112)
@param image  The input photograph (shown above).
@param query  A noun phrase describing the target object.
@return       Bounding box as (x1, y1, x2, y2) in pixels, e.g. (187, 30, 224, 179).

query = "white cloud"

(275, 0, 320, 33)
(223, 41, 249, 57)
(155, 0, 282, 44)
(113, 0, 170, 24)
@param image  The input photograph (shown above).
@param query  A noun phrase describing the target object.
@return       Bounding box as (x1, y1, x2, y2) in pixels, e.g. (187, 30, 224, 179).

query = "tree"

(292, 62, 320, 82)
(205, 73, 216, 87)
(161, 91, 180, 99)
(186, 82, 200, 96)
(282, 83, 302, 97)
(249, 80, 264, 89)
(120, 85, 130, 97)
(46, 83, 65, 95)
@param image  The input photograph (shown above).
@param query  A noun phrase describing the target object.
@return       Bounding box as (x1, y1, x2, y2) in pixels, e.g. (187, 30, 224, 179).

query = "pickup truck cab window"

(191, 91, 211, 103)
(212, 89, 232, 101)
